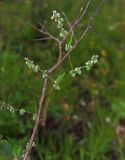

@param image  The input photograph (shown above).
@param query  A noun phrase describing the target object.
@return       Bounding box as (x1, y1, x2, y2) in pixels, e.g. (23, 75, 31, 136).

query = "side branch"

(48, 41, 62, 74)
(62, 0, 92, 43)
(58, 41, 62, 62)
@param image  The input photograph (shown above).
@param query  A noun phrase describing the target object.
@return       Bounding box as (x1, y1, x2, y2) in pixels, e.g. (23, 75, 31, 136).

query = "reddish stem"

(23, 78, 48, 160)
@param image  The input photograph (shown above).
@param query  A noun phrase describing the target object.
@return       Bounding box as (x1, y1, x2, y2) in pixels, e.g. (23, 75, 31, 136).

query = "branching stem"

(23, 1, 105, 159)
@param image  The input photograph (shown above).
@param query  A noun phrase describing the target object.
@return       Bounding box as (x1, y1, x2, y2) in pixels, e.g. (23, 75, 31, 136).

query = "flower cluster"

(51, 10, 68, 38)
(0, 102, 15, 113)
(25, 142, 36, 150)
(69, 67, 82, 77)
(65, 43, 73, 52)
(85, 55, 98, 70)
(0, 102, 27, 116)
(69, 55, 99, 77)
(25, 58, 40, 73)
(22, 141, 36, 159)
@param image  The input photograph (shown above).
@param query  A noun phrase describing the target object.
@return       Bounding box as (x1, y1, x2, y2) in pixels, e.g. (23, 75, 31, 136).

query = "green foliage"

(112, 101, 125, 121)
(0, 140, 13, 158)
(55, 72, 65, 84)
(13, 144, 22, 158)
(53, 73, 65, 90)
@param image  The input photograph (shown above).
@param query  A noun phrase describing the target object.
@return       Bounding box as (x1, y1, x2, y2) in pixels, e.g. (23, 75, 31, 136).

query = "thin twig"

(37, 21, 61, 43)
(79, 0, 105, 42)
(33, 37, 52, 41)
(58, 41, 62, 62)
(62, 11, 77, 42)
(61, 0, 91, 43)
(73, 0, 92, 27)
(30, 24, 59, 42)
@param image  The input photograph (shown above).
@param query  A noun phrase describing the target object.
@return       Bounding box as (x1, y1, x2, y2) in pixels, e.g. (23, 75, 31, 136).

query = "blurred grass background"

(0, 0, 125, 159)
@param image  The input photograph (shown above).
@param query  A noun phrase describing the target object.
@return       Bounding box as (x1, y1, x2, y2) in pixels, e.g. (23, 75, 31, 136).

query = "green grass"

(0, 0, 125, 159)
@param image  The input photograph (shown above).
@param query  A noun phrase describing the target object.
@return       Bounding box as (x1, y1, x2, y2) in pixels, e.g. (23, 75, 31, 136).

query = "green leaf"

(0, 140, 13, 157)
(68, 37, 73, 46)
(55, 73, 65, 84)
(13, 144, 22, 158)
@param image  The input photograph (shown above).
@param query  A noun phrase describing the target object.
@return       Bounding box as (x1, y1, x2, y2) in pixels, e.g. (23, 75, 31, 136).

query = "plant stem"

(23, 78, 48, 160)
(68, 54, 73, 70)
(23, 1, 106, 159)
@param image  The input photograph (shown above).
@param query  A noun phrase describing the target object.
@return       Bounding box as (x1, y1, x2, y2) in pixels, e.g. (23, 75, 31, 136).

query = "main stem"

(23, 78, 48, 160)
(23, 42, 62, 160)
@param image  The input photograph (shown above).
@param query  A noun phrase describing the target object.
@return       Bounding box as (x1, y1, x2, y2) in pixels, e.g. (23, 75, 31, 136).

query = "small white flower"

(51, 15, 54, 20)
(74, 67, 82, 75)
(91, 55, 98, 64)
(26, 142, 30, 151)
(69, 67, 82, 77)
(59, 18, 64, 23)
(105, 117, 111, 123)
(8, 106, 14, 113)
(57, 23, 63, 29)
(59, 30, 68, 38)
(33, 113, 37, 121)
(34, 65, 40, 73)
(69, 70, 76, 77)
(56, 13, 60, 18)
(51, 10, 60, 21)
(53, 82, 60, 90)
(65, 43, 72, 52)
(19, 109, 25, 115)
(32, 141, 36, 147)
(42, 70, 48, 78)
(53, 10, 57, 14)
(85, 61, 92, 70)
(51, 10, 57, 19)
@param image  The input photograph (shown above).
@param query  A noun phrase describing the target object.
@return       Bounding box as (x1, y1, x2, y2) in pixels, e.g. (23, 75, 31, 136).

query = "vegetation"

(0, 0, 125, 159)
